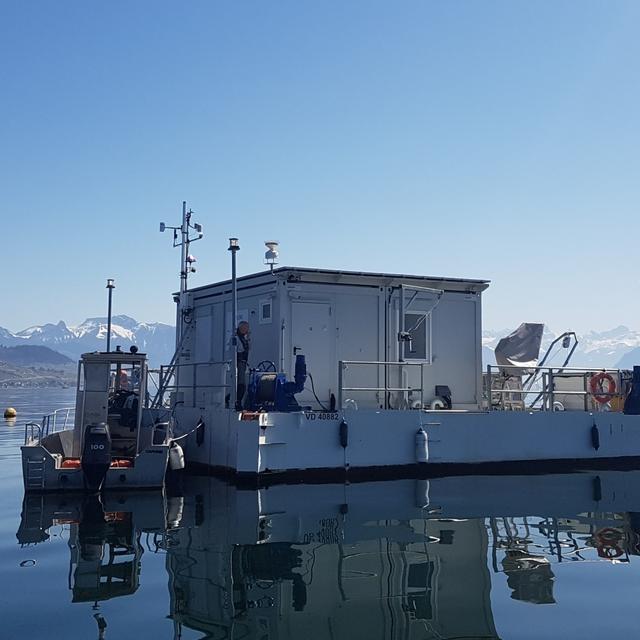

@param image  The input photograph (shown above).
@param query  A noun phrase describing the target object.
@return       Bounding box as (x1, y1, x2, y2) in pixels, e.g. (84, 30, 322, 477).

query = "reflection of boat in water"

(17, 491, 175, 605)
(17, 471, 640, 639)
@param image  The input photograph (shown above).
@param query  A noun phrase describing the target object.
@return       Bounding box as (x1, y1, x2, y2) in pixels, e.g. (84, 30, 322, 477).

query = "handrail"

(488, 364, 625, 373)
(338, 360, 428, 410)
(485, 364, 631, 411)
(41, 407, 74, 437)
(23, 407, 74, 446)
(150, 360, 232, 408)
(24, 422, 42, 445)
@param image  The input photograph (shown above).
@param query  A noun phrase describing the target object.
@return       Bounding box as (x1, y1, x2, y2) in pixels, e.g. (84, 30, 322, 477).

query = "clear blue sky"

(1, 1, 639, 333)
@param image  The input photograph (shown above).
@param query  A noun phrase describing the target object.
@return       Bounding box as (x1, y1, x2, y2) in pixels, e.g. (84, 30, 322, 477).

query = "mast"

(160, 201, 204, 346)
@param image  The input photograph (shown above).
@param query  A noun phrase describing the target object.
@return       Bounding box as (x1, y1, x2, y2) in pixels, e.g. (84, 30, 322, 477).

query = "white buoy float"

(415, 428, 429, 463)
(169, 441, 186, 470)
(4, 407, 17, 419)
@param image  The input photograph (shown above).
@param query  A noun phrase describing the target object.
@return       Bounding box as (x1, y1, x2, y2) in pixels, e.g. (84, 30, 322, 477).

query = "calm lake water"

(2, 388, 640, 639)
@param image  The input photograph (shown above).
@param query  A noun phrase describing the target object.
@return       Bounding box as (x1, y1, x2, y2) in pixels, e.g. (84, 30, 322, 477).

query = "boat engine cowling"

(247, 355, 307, 412)
(81, 423, 112, 492)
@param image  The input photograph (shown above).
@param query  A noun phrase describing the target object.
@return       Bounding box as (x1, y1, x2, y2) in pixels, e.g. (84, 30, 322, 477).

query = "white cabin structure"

(175, 267, 489, 412)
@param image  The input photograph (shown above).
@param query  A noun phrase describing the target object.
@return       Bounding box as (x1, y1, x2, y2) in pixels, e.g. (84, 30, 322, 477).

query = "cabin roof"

(81, 351, 147, 363)
(186, 266, 490, 295)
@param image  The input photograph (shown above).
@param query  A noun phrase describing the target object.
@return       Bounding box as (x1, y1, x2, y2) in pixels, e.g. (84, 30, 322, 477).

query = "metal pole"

(106, 279, 115, 352)
(173, 295, 180, 350)
(229, 238, 240, 410)
(107, 288, 112, 352)
(178, 201, 188, 345)
(180, 201, 188, 298)
(399, 285, 405, 362)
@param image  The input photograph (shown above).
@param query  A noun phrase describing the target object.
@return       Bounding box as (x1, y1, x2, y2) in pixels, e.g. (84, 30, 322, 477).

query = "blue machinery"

(246, 355, 307, 412)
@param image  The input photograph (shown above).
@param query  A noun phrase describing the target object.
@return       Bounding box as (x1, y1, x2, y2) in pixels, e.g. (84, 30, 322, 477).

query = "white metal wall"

(184, 275, 483, 410)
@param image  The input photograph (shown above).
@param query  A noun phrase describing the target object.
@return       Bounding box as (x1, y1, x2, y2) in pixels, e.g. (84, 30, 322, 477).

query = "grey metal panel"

(429, 294, 480, 406)
(291, 301, 335, 407)
(185, 265, 490, 297)
(334, 290, 384, 409)
(186, 268, 484, 411)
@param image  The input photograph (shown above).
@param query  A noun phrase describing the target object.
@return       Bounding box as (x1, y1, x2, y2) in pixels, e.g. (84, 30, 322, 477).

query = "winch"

(246, 354, 307, 412)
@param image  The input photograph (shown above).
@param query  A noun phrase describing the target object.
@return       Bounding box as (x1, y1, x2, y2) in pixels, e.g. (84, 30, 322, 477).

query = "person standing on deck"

(235, 321, 251, 410)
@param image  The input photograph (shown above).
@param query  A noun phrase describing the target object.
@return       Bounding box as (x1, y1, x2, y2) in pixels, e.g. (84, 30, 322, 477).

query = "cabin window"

(259, 299, 272, 324)
(85, 363, 111, 391)
(404, 312, 431, 361)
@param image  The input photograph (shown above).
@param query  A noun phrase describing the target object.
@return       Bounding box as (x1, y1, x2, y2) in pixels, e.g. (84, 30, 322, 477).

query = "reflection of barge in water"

(166, 471, 640, 639)
(18, 471, 640, 639)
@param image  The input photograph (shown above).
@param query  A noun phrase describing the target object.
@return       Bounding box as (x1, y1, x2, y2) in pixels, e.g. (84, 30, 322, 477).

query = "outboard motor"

(78, 495, 107, 561)
(81, 423, 112, 492)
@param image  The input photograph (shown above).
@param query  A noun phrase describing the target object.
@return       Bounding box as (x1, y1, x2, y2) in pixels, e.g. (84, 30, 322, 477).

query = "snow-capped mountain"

(0, 316, 175, 366)
(483, 325, 640, 369)
(16, 320, 77, 346)
(6, 316, 640, 371)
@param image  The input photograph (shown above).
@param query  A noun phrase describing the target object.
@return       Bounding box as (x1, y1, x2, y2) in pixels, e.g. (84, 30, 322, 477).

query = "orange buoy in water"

(4, 407, 17, 419)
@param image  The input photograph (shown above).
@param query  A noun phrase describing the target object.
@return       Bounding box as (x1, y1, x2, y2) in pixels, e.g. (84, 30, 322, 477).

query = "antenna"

(160, 201, 205, 343)
(264, 241, 279, 272)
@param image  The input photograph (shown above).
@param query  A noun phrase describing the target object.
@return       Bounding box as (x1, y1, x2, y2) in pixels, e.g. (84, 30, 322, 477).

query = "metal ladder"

(25, 457, 46, 491)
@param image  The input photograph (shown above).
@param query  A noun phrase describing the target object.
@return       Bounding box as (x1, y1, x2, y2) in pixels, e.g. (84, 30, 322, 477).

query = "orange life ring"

(595, 527, 624, 559)
(590, 372, 617, 404)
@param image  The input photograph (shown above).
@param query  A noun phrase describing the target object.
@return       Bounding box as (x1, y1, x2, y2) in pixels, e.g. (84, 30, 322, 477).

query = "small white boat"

(21, 350, 171, 492)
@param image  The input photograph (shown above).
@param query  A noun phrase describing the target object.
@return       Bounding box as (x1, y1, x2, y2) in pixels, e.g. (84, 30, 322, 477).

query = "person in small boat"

(235, 321, 251, 410)
(109, 370, 128, 391)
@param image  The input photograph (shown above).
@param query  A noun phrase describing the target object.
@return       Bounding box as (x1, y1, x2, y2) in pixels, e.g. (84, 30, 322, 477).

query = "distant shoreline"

(0, 363, 75, 389)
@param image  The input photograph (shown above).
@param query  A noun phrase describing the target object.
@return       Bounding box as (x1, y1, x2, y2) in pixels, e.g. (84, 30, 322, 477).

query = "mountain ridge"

(482, 325, 640, 369)
(0, 345, 72, 367)
(4, 317, 640, 371)
(0, 316, 175, 366)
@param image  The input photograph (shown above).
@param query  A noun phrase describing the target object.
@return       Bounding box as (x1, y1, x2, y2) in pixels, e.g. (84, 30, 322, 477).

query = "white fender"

(169, 442, 185, 470)
(415, 479, 430, 508)
(166, 496, 184, 528)
(430, 397, 446, 410)
(415, 428, 429, 463)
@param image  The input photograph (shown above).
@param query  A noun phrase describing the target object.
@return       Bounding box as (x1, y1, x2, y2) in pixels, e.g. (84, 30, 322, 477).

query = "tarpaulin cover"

(495, 323, 544, 370)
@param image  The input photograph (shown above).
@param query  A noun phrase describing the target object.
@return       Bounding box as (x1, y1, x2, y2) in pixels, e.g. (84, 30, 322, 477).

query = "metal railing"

(488, 513, 629, 571)
(485, 365, 631, 411)
(24, 422, 42, 446)
(23, 407, 74, 446)
(42, 407, 73, 436)
(151, 361, 232, 408)
(338, 360, 431, 410)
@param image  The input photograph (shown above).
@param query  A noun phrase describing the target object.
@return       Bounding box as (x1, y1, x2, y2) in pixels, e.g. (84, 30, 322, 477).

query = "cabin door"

(291, 302, 335, 409)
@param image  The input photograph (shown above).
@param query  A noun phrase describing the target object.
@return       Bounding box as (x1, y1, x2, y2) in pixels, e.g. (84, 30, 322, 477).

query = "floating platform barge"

(158, 266, 640, 481)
